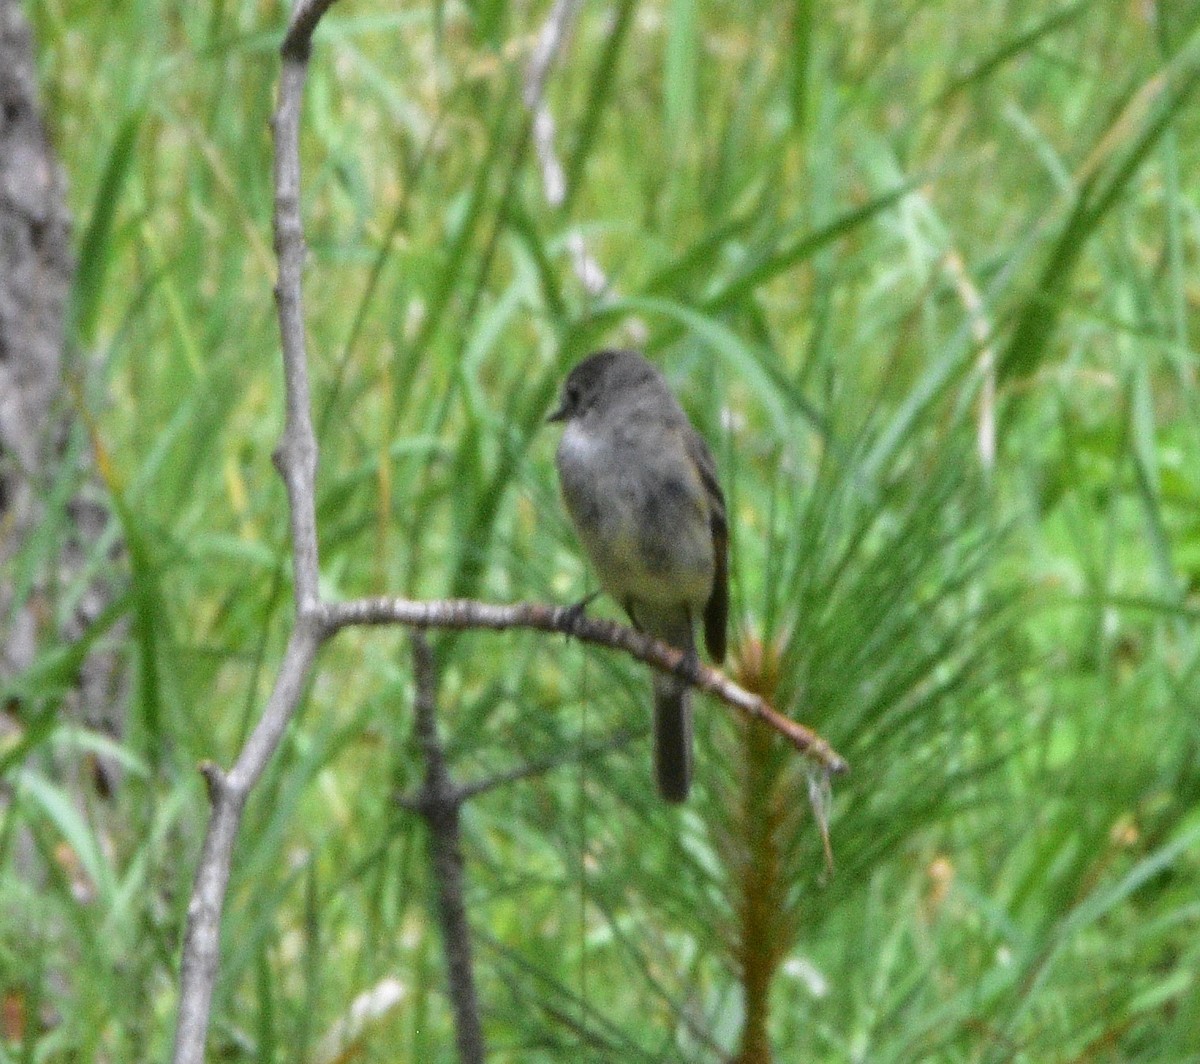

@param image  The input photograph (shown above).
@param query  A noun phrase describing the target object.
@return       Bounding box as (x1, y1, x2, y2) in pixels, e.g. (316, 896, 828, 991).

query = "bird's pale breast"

(556, 419, 714, 608)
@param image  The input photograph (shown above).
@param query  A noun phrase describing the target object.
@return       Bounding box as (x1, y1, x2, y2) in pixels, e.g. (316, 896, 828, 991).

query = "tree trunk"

(1, 0, 127, 799)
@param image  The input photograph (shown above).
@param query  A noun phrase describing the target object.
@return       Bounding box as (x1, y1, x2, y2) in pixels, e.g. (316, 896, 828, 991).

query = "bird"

(548, 349, 728, 802)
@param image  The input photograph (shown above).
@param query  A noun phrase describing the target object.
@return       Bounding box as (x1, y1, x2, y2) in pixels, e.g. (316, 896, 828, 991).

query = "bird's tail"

(652, 675, 692, 803)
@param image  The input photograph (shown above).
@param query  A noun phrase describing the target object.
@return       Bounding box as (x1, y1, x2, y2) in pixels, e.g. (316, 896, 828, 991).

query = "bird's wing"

(688, 428, 728, 663)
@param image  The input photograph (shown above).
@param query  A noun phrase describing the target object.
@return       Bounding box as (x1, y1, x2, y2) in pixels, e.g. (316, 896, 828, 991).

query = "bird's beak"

(546, 400, 569, 424)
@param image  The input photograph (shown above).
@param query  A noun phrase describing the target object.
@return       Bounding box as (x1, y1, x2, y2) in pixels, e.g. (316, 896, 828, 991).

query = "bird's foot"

(562, 591, 600, 636)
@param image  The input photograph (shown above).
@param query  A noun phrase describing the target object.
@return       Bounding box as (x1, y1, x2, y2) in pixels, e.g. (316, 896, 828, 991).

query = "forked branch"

(168, 3, 847, 1062)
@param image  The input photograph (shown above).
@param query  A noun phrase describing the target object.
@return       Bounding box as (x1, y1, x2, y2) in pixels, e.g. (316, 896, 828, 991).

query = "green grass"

(3, 0, 1200, 1060)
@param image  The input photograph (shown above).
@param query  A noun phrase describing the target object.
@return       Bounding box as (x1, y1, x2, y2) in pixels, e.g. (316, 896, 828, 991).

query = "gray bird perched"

(548, 350, 728, 802)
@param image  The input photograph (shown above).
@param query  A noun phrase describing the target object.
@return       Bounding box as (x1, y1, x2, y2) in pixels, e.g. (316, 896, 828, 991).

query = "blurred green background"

(4, 0, 1200, 1059)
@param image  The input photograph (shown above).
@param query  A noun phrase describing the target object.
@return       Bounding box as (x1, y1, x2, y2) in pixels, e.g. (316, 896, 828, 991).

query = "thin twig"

(456, 727, 637, 803)
(171, 622, 322, 1064)
(397, 727, 637, 810)
(321, 598, 848, 775)
(411, 633, 486, 1064)
(170, 0, 335, 1057)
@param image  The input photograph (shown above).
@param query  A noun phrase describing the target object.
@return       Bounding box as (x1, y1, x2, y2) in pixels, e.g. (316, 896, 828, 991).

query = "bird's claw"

(562, 591, 599, 636)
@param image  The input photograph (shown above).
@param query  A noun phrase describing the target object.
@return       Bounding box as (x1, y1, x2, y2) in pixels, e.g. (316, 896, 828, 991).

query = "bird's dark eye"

(567, 385, 581, 408)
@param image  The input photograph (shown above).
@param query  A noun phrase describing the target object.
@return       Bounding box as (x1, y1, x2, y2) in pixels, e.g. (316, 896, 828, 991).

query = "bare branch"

(272, 46, 323, 611)
(396, 729, 636, 809)
(411, 632, 452, 804)
(281, 0, 342, 61)
(170, 0, 337, 1057)
(456, 727, 637, 802)
(322, 598, 849, 776)
(410, 634, 487, 1064)
(172, 622, 322, 1064)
